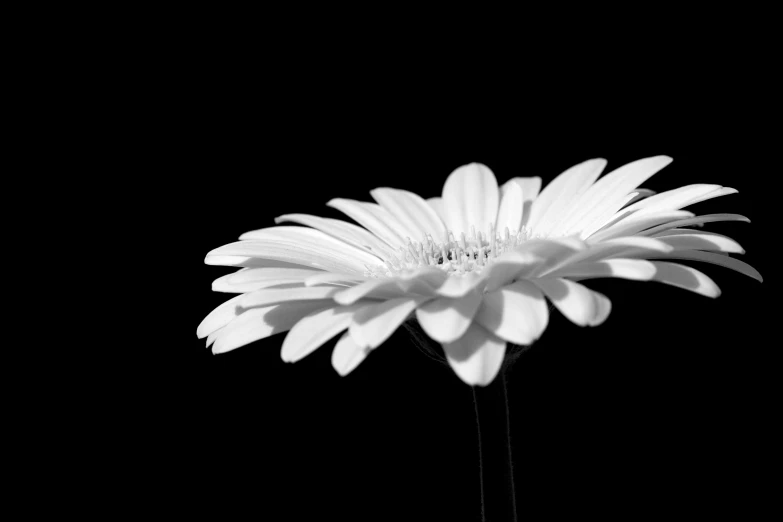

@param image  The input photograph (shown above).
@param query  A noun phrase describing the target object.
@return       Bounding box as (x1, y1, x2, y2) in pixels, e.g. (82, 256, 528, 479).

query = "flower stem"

(472, 371, 517, 522)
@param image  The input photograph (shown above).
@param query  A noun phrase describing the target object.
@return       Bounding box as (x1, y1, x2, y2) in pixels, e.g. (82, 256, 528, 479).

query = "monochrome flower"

(198, 157, 761, 386)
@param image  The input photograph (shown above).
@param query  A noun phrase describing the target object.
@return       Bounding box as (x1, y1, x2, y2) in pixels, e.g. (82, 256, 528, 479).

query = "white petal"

(274, 213, 398, 261)
(548, 156, 672, 237)
(327, 198, 408, 248)
(395, 266, 450, 290)
(621, 184, 722, 216)
(212, 275, 308, 293)
(482, 250, 543, 294)
(495, 180, 524, 235)
(205, 255, 251, 266)
(685, 187, 737, 206)
(210, 226, 383, 274)
(529, 158, 607, 236)
(441, 163, 500, 239)
(197, 294, 244, 338)
(587, 210, 694, 242)
(426, 197, 447, 224)
(334, 273, 434, 306)
(240, 286, 343, 308)
(590, 291, 612, 326)
(432, 270, 490, 298)
(206, 328, 222, 348)
(548, 258, 657, 280)
(501, 176, 542, 229)
(595, 236, 674, 252)
(442, 322, 507, 386)
(205, 256, 308, 269)
(478, 237, 586, 295)
(415, 290, 484, 343)
(575, 191, 640, 239)
(474, 280, 549, 345)
(649, 262, 721, 298)
(225, 267, 321, 283)
(654, 233, 744, 254)
(371, 188, 449, 243)
(281, 304, 364, 363)
(304, 272, 369, 287)
(331, 332, 369, 376)
(642, 250, 762, 282)
(349, 296, 426, 349)
(212, 301, 330, 354)
(513, 237, 589, 280)
(638, 214, 751, 237)
(563, 237, 674, 270)
(212, 267, 322, 293)
(624, 188, 656, 206)
(533, 278, 601, 326)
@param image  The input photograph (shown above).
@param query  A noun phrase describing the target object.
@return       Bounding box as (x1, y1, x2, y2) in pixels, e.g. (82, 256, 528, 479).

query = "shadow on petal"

(650, 262, 720, 298)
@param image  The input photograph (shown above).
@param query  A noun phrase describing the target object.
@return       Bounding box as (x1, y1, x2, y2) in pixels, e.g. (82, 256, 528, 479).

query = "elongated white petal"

(474, 280, 548, 345)
(331, 332, 369, 376)
(638, 214, 750, 237)
(482, 251, 543, 293)
(206, 328, 222, 348)
(513, 237, 589, 280)
(327, 199, 408, 248)
(542, 237, 671, 276)
(197, 294, 244, 338)
(530, 158, 607, 235)
(502, 176, 542, 229)
(685, 187, 737, 206)
(624, 188, 656, 207)
(593, 236, 674, 253)
(621, 184, 722, 216)
(588, 210, 695, 242)
(225, 267, 321, 283)
(212, 274, 310, 293)
(575, 192, 640, 239)
(442, 322, 507, 386)
(212, 267, 322, 293)
(204, 256, 308, 269)
(240, 286, 343, 308)
(212, 301, 330, 354)
(304, 272, 369, 287)
(655, 233, 744, 254)
(441, 163, 499, 239)
(415, 290, 483, 343)
(590, 291, 612, 326)
(274, 213, 398, 261)
(534, 278, 600, 326)
(642, 250, 762, 282)
(371, 188, 449, 243)
(549, 156, 672, 237)
(495, 181, 524, 235)
(649, 262, 721, 298)
(212, 308, 276, 354)
(349, 296, 426, 349)
(281, 304, 365, 363)
(548, 258, 657, 280)
(211, 227, 383, 274)
(334, 278, 412, 306)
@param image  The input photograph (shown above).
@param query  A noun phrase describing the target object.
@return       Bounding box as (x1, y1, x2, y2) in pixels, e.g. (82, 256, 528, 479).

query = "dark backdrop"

(158, 54, 770, 520)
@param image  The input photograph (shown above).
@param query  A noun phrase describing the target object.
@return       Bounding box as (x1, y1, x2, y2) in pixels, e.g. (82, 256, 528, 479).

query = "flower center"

(365, 224, 541, 278)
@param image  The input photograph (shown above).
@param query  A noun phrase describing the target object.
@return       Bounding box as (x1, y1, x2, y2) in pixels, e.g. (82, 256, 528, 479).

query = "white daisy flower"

(198, 157, 761, 386)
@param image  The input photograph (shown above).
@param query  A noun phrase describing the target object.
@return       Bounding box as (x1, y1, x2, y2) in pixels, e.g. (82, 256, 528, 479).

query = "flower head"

(198, 157, 761, 386)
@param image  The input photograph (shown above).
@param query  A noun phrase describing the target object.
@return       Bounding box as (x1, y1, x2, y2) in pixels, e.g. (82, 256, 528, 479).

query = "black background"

(152, 46, 772, 520)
